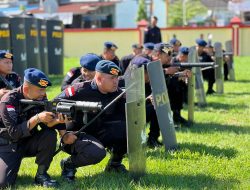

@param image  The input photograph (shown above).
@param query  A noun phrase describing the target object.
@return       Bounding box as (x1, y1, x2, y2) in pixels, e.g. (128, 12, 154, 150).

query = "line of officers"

(0, 37, 229, 188)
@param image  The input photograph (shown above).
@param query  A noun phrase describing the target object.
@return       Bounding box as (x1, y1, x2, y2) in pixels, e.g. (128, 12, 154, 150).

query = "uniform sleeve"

(61, 72, 72, 91)
(55, 84, 78, 100)
(0, 97, 31, 141)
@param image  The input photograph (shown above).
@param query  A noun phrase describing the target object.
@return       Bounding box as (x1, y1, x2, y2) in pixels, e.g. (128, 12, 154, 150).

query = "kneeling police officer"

(57, 60, 127, 181)
(0, 68, 73, 188)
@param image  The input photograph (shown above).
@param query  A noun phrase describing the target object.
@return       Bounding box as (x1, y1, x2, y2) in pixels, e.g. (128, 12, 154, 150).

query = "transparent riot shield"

(124, 65, 146, 180)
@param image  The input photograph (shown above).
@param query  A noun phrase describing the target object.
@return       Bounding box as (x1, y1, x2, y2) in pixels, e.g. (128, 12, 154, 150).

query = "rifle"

(20, 99, 102, 123)
(0, 75, 14, 90)
(171, 62, 215, 68)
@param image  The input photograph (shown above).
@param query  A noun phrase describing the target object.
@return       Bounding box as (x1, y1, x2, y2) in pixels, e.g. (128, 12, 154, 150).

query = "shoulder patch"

(65, 86, 75, 97)
(6, 105, 15, 112)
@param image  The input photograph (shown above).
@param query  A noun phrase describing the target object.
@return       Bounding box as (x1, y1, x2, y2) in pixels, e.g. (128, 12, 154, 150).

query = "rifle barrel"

(171, 62, 215, 67)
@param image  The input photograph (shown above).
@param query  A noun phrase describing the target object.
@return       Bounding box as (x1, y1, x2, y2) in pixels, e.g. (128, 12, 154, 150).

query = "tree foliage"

(168, 0, 208, 26)
(136, 0, 148, 21)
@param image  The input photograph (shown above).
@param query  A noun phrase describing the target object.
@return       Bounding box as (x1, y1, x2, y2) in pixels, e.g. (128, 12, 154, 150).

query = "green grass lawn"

(14, 57, 250, 190)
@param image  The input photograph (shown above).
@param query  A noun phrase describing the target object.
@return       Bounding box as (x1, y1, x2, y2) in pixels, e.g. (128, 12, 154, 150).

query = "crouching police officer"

(71, 53, 101, 85)
(56, 60, 126, 182)
(0, 68, 72, 188)
(0, 51, 21, 98)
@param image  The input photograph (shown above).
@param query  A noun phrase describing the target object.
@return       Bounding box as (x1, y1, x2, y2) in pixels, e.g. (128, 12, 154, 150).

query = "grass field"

(13, 57, 250, 190)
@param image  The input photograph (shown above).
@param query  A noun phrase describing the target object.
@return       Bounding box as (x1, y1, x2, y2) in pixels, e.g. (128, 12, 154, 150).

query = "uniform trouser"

(224, 61, 229, 80)
(167, 77, 184, 111)
(202, 68, 215, 91)
(146, 103, 160, 140)
(0, 129, 57, 188)
(90, 121, 127, 162)
(63, 134, 106, 167)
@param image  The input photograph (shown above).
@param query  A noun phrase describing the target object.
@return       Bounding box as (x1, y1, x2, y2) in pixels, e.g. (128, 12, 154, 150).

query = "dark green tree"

(136, 0, 148, 21)
(168, 0, 208, 26)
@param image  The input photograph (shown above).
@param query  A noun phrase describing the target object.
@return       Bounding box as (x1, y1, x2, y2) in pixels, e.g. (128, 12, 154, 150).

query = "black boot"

(35, 165, 58, 187)
(60, 157, 77, 182)
(147, 136, 163, 148)
(173, 110, 191, 127)
(105, 153, 127, 173)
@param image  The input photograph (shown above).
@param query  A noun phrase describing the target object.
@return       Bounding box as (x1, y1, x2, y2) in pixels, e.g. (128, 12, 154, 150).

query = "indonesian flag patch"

(6, 105, 15, 112)
(65, 86, 75, 97)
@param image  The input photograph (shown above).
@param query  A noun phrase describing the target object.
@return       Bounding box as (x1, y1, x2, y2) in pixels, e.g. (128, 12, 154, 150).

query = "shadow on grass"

(14, 172, 238, 190)
(14, 169, 239, 190)
(197, 102, 248, 111)
(234, 79, 250, 83)
(179, 142, 237, 159)
(183, 122, 250, 135)
(227, 92, 250, 96)
(145, 141, 237, 159)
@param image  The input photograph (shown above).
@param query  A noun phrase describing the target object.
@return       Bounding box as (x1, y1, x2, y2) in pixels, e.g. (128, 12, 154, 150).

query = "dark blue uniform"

(99, 55, 120, 67)
(120, 54, 135, 74)
(144, 26, 162, 44)
(56, 79, 126, 178)
(0, 72, 21, 89)
(61, 67, 81, 91)
(198, 51, 215, 94)
(57, 81, 126, 156)
(0, 87, 61, 188)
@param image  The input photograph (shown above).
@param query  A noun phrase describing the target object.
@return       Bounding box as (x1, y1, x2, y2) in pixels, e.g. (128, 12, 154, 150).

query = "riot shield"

(147, 61, 178, 151)
(124, 65, 146, 180)
(24, 17, 41, 69)
(214, 42, 224, 94)
(192, 46, 207, 107)
(225, 40, 235, 81)
(47, 19, 64, 75)
(10, 17, 27, 77)
(187, 49, 195, 123)
(38, 19, 49, 75)
(0, 16, 11, 51)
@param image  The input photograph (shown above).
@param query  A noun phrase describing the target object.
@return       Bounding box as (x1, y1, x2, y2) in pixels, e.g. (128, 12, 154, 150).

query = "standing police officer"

(56, 60, 127, 181)
(0, 51, 21, 98)
(0, 68, 74, 188)
(196, 39, 215, 94)
(144, 16, 162, 44)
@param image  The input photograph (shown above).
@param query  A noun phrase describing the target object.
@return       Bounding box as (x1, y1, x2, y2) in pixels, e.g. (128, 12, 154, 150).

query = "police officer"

(170, 47, 191, 125)
(71, 53, 101, 85)
(0, 68, 75, 188)
(0, 51, 21, 98)
(120, 43, 143, 74)
(153, 43, 190, 126)
(99, 42, 120, 66)
(170, 38, 182, 57)
(144, 16, 162, 44)
(61, 66, 81, 91)
(143, 42, 155, 59)
(56, 60, 127, 181)
(131, 56, 162, 148)
(196, 39, 215, 94)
